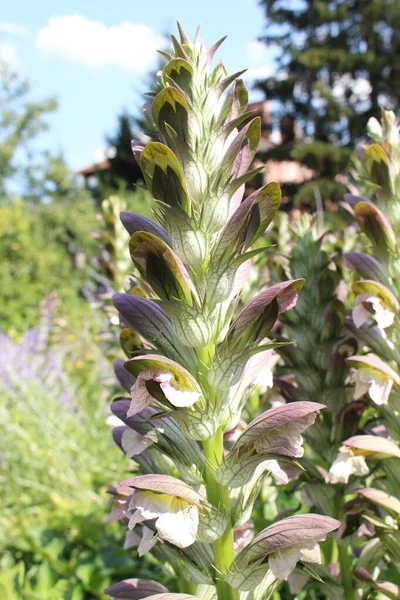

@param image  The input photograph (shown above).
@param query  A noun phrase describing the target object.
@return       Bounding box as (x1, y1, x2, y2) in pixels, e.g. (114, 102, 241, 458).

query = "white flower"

(128, 368, 200, 416)
(123, 525, 158, 555)
(269, 539, 322, 580)
(353, 295, 394, 330)
(353, 369, 393, 405)
(128, 490, 199, 548)
(105, 415, 124, 428)
(328, 447, 369, 484)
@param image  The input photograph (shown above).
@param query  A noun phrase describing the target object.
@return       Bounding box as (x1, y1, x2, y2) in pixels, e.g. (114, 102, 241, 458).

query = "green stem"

(248, 389, 260, 416)
(203, 429, 239, 600)
(334, 489, 355, 600)
(337, 543, 356, 600)
(178, 568, 197, 595)
(197, 344, 239, 600)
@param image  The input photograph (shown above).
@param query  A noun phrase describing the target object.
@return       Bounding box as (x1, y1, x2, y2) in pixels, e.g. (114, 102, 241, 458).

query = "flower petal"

(125, 355, 203, 412)
(138, 525, 158, 556)
(369, 377, 393, 405)
(328, 448, 369, 484)
(263, 460, 289, 485)
(299, 540, 322, 564)
(156, 503, 199, 548)
(127, 372, 154, 417)
(269, 545, 302, 580)
(352, 302, 370, 328)
(129, 491, 172, 522)
(120, 474, 202, 503)
(121, 428, 153, 457)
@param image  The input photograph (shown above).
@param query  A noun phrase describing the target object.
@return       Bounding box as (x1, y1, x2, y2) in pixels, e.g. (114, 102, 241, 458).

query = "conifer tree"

(256, 0, 400, 205)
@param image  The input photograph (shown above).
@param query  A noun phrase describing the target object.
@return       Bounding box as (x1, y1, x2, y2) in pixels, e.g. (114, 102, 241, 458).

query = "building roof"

(78, 160, 111, 177)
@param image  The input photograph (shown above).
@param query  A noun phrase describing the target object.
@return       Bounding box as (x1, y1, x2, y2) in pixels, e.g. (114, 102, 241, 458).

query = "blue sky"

(1, 0, 276, 171)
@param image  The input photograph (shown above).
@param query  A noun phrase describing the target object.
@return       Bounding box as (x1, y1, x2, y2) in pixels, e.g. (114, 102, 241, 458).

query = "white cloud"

(0, 22, 27, 36)
(0, 42, 19, 67)
(36, 15, 165, 73)
(245, 40, 274, 81)
(245, 65, 272, 81)
(247, 40, 269, 64)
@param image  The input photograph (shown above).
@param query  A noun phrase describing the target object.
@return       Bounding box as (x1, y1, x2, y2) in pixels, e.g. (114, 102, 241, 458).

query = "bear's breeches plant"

(105, 25, 340, 600)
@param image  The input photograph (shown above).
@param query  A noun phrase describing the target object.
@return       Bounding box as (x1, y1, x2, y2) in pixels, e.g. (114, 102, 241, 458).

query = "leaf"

(152, 87, 189, 142)
(218, 78, 249, 125)
(113, 359, 136, 392)
(356, 488, 400, 516)
(230, 118, 261, 177)
(344, 319, 400, 364)
(162, 57, 194, 93)
(344, 252, 394, 290)
(120, 328, 143, 358)
(140, 142, 189, 211)
(160, 300, 213, 348)
(234, 402, 325, 449)
(353, 201, 396, 251)
(215, 182, 281, 261)
(234, 514, 340, 566)
(225, 560, 267, 591)
(355, 568, 399, 600)
(117, 474, 202, 503)
(113, 294, 197, 369)
(219, 118, 260, 181)
(208, 343, 286, 390)
(229, 280, 304, 346)
(216, 450, 273, 487)
(173, 406, 218, 441)
(364, 143, 391, 189)
(110, 401, 204, 471)
(104, 579, 169, 599)
(216, 69, 248, 97)
(164, 207, 208, 267)
(206, 36, 228, 64)
(120, 212, 169, 243)
(145, 595, 202, 600)
(129, 232, 197, 305)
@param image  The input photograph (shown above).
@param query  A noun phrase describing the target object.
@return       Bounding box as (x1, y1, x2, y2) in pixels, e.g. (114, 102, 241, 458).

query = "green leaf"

(160, 300, 213, 348)
(162, 57, 194, 93)
(353, 201, 396, 253)
(152, 87, 189, 142)
(164, 207, 208, 267)
(120, 328, 143, 358)
(140, 142, 189, 211)
(129, 231, 197, 305)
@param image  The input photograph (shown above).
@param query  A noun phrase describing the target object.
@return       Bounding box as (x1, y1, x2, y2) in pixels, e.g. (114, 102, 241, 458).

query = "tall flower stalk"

(106, 25, 339, 600)
(338, 110, 400, 597)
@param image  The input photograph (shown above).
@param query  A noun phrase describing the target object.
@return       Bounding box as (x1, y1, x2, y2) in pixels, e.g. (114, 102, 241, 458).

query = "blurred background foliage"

(0, 58, 159, 600)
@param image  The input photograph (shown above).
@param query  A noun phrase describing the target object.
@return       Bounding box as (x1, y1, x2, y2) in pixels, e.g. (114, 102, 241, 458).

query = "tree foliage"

(256, 0, 400, 204)
(0, 60, 57, 198)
